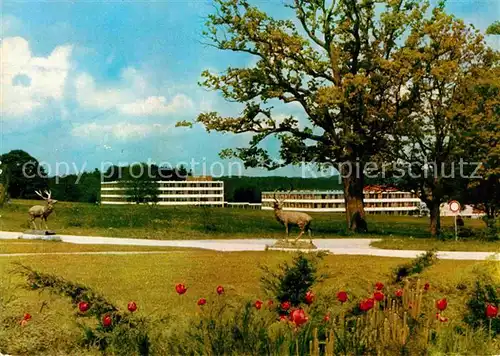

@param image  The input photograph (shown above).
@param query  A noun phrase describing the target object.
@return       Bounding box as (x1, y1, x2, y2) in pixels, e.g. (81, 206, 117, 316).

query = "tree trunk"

(429, 202, 441, 237)
(483, 204, 496, 229)
(342, 172, 367, 233)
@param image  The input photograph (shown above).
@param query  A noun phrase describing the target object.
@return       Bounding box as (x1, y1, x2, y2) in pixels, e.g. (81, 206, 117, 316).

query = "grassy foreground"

(371, 238, 500, 252)
(0, 199, 489, 241)
(0, 240, 188, 254)
(0, 245, 498, 354)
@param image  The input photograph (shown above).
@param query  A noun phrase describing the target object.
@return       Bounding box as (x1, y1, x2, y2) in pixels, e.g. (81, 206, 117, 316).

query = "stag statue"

(29, 190, 57, 230)
(273, 190, 313, 243)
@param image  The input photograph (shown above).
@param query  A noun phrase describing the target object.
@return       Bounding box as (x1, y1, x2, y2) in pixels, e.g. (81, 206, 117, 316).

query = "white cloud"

(1, 15, 22, 35)
(1, 36, 72, 116)
(119, 94, 193, 115)
(74, 73, 131, 111)
(75, 67, 194, 116)
(71, 122, 174, 140)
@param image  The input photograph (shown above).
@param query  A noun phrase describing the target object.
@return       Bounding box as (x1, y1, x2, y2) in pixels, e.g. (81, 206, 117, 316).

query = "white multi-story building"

(261, 186, 422, 215)
(100, 178, 224, 206)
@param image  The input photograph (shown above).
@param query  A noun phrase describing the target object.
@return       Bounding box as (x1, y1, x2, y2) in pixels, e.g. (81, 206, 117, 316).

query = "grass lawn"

(0, 199, 489, 242)
(371, 238, 500, 252)
(0, 240, 188, 254)
(0, 249, 490, 321)
(1, 246, 497, 354)
(1, 241, 499, 355)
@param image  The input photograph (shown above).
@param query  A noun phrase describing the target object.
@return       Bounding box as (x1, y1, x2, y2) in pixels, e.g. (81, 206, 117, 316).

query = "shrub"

(464, 280, 500, 336)
(393, 250, 437, 282)
(166, 299, 293, 355)
(480, 220, 499, 241)
(13, 264, 150, 355)
(260, 252, 326, 307)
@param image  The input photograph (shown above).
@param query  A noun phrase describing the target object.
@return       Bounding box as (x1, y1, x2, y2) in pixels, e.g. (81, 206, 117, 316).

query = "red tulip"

(424, 283, 430, 291)
(254, 300, 263, 310)
(281, 301, 291, 311)
(395, 289, 403, 298)
(374, 291, 385, 302)
(486, 304, 498, 318)
(127, 301, 137, 312)
(102, 314, 112, 328)
(323, 313, 331, 322)
(197, 298, 207, 306)
(279, 315, 287, 322)
(375, 282, 384, 290)
(216, 285, 224, 295)
(304, 291, 315, 305)
(175, 283, 187, 295)
(20, 313, 31, 326)
(359, 300, 369, 312)
(360, 298, 375, 312)
(436, 298, 447, 311)
(289, 308, 308, 326)
(436, 313, 448, 322)
(337, 291, 348, 303)
(78, 302, 90, 313)
(267, 300, 274, 306)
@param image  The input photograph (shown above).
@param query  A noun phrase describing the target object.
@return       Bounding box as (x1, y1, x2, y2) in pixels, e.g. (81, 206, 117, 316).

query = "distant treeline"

(48, 175, 342, 204)
(0, 150, 343, 204)
(220, 176, 342, 203)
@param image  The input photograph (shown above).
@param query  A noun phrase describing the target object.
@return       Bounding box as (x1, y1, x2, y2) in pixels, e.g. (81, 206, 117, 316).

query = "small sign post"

(449, 200, 461, 241)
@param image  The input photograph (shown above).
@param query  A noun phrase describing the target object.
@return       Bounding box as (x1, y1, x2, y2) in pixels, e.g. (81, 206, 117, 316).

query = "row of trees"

(0, 151, 190, 204)
(0, 150, 102, 204)
(0, 150, 345, 205)
(222, 176, 342, 202)
(186, 0, 499, 236)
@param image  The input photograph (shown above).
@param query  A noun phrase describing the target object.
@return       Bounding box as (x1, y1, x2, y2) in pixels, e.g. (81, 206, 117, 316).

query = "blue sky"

(1, 0, 499, 177)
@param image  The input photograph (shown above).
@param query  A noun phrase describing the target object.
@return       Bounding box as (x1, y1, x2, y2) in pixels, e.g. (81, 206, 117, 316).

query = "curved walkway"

(0, 231, 498, 261)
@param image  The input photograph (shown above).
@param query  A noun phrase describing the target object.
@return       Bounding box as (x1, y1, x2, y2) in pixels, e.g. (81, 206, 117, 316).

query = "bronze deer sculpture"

(273, 189, 313, 243)
(29, 190, 57, 230)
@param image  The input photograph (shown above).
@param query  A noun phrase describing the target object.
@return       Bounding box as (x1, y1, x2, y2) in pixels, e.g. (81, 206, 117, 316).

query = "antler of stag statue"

(29, 190, 58, 230)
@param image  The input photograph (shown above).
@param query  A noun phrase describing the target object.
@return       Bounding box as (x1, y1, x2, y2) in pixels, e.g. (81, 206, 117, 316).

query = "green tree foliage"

(102, 164, 189, 182)
(0, 184, 7, 207)
(119, 163, 160, 205)
(388, 6, 498, 236)
(48, 169, 101, 204)
(0, 161, 9, 206)
(190, 0, 438, 232)
(0, 150, 47, 199)
(460, 65, 500, 229)
(221, 176, 342, 202)
(486, 21, 500, 35)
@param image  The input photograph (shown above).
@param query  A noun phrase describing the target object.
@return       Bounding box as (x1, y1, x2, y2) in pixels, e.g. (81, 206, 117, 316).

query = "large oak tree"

(388, 7, 498, 236)
(191, 0, 442, 231)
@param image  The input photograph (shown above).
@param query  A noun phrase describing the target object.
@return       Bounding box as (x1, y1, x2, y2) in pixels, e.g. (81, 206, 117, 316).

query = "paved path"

(0, 231, 498, 261)
(0, 251, 181, 257)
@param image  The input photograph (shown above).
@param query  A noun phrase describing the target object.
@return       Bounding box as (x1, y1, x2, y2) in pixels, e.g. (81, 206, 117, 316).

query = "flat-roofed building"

(100, 179, 224, 206)
(261, 186, 421, 215)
